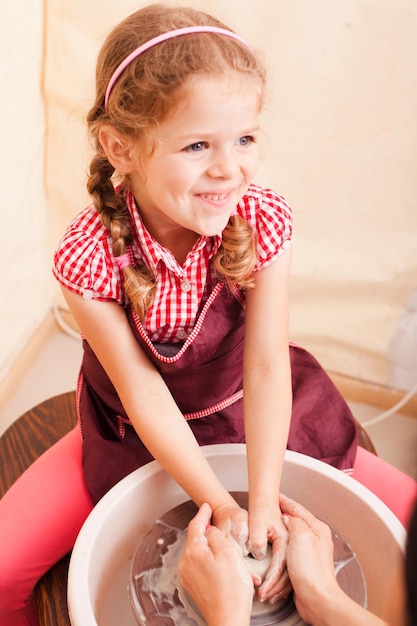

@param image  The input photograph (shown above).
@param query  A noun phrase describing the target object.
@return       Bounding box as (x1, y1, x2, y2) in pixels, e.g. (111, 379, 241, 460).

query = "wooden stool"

(0, 391, 376, 625)
(356, 420, 377, 455)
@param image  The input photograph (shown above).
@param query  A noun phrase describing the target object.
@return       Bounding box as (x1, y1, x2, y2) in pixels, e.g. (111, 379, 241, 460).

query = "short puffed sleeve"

(52, 206, 124, 303)
(237, 185, 293, 271)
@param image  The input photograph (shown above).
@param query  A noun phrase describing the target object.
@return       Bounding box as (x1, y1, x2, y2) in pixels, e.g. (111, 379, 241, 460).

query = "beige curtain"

(0, 1, 49, 380)
(2, 0, 417, 389)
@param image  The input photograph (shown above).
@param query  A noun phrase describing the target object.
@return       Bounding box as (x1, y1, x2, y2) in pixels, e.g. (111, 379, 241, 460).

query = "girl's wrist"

(210, 491, 239, 516)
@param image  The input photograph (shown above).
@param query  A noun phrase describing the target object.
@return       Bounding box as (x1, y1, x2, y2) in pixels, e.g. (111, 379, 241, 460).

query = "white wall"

(1, 0, 417, 389)
(0, 1, 51, 382)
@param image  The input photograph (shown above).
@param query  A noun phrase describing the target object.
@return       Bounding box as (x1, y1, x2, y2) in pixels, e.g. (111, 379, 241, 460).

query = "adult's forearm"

(296, 584, 389, 626)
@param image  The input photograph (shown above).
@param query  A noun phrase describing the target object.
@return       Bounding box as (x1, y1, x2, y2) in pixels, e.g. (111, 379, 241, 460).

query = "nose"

(206, 148, 240, 179)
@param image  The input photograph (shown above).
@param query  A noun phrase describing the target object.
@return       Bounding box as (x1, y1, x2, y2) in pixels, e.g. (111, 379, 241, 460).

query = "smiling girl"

(0, 5, 358, 625)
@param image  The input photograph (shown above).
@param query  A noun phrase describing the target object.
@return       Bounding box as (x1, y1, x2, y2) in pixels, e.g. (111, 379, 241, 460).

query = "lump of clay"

(244, 544, 272, 582)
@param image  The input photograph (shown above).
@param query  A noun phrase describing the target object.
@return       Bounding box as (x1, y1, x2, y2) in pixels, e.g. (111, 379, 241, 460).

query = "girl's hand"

(179, 503, 253, 626)
(211, 501, 250, 555)
(247, 500, 291, 603)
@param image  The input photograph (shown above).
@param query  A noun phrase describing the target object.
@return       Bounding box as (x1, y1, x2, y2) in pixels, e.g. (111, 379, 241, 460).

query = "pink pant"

(351, 446, 417, 528)
(0, 430, 415, 626)
(0, 427, 93, 626)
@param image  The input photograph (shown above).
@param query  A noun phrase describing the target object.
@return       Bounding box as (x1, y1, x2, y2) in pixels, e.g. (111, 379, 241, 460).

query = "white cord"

(361, 377, 417, 429)
(52, 298, 81, 342)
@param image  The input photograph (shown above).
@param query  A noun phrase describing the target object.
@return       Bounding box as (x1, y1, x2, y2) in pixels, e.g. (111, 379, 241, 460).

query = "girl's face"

(128, 72, 262, 248)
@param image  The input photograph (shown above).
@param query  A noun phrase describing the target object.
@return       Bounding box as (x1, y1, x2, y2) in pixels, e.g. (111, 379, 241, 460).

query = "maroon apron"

(78, 282, 358, 503)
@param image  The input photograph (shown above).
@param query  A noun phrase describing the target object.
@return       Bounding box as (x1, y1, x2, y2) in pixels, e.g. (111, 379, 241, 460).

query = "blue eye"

(238, 136, 254, 146)
(185, 141, 207, 152)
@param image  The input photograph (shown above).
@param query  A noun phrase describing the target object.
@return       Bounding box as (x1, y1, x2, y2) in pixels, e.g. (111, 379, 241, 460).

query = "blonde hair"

(87, 3, 266, 320)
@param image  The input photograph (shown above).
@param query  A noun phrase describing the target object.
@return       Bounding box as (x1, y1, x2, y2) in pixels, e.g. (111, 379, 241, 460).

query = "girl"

(0, 4, 357, 625)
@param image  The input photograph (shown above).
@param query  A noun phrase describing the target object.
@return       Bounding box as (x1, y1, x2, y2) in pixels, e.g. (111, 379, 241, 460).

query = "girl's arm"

(62, 287, 238, 515)
(243, 247, 293, 599)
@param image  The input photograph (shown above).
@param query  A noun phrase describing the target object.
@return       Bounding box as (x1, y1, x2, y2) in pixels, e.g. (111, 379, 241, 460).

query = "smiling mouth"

(202, 194, 227, 200)
(198, 190, 234, 203)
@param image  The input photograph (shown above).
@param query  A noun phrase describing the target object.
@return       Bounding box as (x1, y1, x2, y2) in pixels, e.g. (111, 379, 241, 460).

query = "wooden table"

(0, 391, 77, 626)
(0, 390, 376, 626)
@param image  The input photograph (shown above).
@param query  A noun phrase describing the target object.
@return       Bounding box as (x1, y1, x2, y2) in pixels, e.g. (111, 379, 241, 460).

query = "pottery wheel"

(129, 492, 367, 626)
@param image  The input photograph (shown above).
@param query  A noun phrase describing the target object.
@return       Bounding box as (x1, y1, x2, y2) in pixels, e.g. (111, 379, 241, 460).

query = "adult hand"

(179, 503, 254, 626)
(280, 494, 388, 626)
(247, 500, 291, 603)
(280, 494, 345, 625)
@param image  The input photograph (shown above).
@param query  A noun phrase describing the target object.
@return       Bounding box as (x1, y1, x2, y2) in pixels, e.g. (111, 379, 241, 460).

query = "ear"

(99, 125, 136, 173)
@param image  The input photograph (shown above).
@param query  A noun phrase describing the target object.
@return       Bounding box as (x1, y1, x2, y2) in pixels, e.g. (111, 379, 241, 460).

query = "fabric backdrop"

(1, 0, 417, 390)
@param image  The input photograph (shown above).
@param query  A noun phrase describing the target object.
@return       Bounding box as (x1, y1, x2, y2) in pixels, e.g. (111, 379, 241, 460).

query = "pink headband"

(104, 25, 249, 110)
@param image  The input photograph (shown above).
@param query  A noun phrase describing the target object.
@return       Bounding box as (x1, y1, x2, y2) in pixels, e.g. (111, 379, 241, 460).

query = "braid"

(87, 149, 156, 321)
(213, 215, 256, 290)
(121, 264, 156, 322)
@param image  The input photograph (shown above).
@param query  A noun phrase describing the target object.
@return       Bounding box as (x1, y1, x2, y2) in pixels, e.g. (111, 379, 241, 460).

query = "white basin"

(68, 445, 406, 625)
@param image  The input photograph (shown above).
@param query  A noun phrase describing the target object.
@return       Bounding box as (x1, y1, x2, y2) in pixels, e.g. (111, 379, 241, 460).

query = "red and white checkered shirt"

(53, 184, 292, 343)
